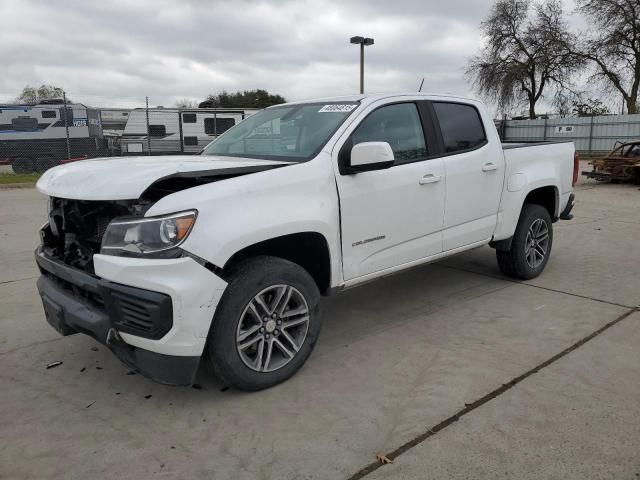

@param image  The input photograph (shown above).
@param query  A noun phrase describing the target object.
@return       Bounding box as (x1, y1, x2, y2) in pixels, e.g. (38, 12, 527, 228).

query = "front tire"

(204, 256, 321, 391)
(496, 204, 553, 280)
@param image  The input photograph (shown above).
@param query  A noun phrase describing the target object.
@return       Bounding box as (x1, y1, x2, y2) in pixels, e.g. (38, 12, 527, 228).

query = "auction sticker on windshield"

(318, 104, 358, 113)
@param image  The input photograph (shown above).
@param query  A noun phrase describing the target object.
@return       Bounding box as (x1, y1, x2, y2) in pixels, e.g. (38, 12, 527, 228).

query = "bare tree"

(466, 0, 581, 118)
(175, 98, 196, 109)
(573, 0, 640, 114)
(553, 90, 573, 117)
(572, 97, 611, 116)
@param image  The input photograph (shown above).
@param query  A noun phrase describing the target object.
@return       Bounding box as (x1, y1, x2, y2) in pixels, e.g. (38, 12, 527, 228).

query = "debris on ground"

(583, 141, 640, 183)
(80, 367, 86, 372)
(192, 383, 203, 390)
(90, 346, 99, 352)
(85, 401, 96, 409)
(375, 453, 393, 465)
(144, 394, 152, 399)
(126, 370, 137, 376)
(45, 361, 62, 369)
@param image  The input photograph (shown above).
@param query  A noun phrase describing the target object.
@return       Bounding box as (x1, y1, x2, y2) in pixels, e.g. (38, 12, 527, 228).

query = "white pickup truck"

(35, 93, 578, 390)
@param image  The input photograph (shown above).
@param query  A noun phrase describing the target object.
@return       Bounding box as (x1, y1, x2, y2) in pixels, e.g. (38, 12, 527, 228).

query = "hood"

(36, 155, 290, 200)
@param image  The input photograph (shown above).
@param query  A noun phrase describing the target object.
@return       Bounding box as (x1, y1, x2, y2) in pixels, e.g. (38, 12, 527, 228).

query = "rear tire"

(11, 157, 35, 174)
(204, 256, 322, 391)
(496, 204, 553, 280)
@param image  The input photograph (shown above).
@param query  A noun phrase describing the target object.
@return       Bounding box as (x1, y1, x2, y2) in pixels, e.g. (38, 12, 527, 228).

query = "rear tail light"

(572, 151, 580, 187)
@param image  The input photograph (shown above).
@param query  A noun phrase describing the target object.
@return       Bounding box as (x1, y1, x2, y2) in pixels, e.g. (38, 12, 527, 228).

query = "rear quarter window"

(433, 102, 486, 154)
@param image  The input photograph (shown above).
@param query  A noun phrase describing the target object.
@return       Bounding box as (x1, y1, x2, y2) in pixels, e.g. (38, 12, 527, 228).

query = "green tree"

(199, 89, 286, 109)
(15, 84, 67, 104)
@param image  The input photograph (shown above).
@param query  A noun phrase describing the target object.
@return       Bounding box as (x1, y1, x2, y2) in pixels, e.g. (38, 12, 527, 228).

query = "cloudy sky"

(0, 0, 577, 109)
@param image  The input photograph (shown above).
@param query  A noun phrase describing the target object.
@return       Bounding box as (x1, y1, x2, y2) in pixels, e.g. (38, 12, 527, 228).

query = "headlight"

(101, 210, 197, 256)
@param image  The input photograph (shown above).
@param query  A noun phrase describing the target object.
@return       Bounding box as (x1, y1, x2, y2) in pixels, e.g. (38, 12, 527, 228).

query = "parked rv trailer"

(120, 108, 258, 155)
(0, 101, 108, 173)
(99, 108, 132, 157)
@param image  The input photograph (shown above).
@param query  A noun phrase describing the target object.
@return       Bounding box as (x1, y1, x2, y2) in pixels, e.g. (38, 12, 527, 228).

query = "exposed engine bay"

(39, 164, 288, 273)
(41, 198, 150, 273)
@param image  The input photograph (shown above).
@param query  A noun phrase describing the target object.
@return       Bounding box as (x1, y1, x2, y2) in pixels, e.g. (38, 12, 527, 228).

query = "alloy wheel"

(236, 285, 310, 372)
(524, 218, 549, 269)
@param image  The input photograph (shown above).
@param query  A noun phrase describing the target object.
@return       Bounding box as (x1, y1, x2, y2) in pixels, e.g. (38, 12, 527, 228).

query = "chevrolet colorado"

(35, 93, 578, 390)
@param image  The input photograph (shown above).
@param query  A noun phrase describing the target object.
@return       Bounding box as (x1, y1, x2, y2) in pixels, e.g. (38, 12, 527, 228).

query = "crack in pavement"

(0, 276, 38, 285)
(347, 306, 639, 480)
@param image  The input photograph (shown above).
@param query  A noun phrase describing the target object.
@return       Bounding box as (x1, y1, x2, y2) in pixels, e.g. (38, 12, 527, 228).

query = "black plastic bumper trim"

(35, 248, 173, 340)
(560, 193, 575, 220)
(111, 339, 200, 386)
(35, 248, 198, 386)
(36, 247, 101, 294)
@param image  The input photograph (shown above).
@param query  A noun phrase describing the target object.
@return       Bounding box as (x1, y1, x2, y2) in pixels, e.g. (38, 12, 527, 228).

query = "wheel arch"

(522, 185, 559, 220)
(491, 183, 559, 250)
(222, 231, 332, 295)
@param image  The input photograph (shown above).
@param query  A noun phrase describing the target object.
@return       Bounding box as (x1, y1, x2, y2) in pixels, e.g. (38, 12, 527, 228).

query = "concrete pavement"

(0, 179, 638, 479)
(365, 311, 640, 480)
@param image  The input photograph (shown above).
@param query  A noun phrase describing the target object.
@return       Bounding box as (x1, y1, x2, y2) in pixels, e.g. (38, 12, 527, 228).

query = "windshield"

(201, 102, 359, 162)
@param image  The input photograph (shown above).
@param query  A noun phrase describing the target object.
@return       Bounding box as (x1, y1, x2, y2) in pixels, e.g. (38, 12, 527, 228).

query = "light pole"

(350, 36, 374, 94)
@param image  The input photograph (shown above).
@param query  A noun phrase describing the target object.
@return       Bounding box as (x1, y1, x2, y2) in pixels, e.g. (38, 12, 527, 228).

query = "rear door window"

(433, 102, 486, 154)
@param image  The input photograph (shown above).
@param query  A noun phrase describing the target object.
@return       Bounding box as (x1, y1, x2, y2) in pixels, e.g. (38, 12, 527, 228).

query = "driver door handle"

(482, 162, 498, 172)
(419, 174, 441, 185)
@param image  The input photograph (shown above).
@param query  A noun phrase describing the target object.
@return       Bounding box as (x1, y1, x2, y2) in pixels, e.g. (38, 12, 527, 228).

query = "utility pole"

(350, 36, 374, 94)
(63, 91, 71, 160)
(145, 96, 151, 156)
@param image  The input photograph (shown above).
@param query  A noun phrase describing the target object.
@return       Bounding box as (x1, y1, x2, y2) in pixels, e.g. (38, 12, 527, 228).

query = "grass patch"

(0, 173, 41, 185)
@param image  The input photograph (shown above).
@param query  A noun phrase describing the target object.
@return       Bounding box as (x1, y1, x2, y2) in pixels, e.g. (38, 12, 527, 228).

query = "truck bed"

(502, 140, 574, 150)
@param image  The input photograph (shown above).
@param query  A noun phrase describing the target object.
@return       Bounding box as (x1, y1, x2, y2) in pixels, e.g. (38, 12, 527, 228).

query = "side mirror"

(346, 141, 395, 173)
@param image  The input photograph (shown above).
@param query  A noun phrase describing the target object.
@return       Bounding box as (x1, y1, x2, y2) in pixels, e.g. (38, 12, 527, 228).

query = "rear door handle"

(482, 162, 498, 172)
(419, 174, 441, 185)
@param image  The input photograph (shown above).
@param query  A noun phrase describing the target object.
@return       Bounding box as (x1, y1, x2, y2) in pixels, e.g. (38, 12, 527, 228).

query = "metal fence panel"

(500, 114, 640, 154)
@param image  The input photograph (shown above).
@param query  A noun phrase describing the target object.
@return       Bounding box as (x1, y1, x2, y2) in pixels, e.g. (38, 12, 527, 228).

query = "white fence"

(497, 114, 640, 153)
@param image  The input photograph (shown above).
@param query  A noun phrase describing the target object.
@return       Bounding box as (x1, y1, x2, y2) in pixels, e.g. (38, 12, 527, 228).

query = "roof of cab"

(275, 92, 477, 108)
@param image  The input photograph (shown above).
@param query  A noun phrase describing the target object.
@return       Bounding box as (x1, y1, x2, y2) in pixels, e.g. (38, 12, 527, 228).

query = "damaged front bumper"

(35, 247, 227, 386)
